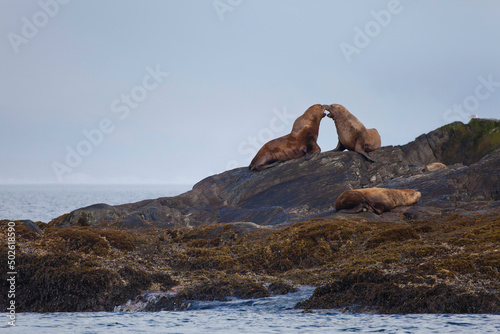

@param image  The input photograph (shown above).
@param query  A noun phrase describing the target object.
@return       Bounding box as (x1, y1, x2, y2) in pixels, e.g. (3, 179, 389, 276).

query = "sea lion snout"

(319, 105, 328, 118)
(324, 104, 340, 117)
(414, 191, 422, 201)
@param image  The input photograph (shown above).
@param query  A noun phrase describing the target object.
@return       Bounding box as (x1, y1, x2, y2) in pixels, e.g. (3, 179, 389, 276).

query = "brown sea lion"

(426, 162, 446, 171)
(249, 104, 326, 171)
(365, 128, 381, 152)
(334, 188, 421, 215)
(325, 104, 381, 162)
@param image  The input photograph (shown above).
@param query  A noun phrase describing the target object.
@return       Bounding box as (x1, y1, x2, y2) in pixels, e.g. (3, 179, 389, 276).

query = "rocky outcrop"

(50, 119, 500, 229)
(295, 268, 500, 314)
(2, 118, 499, 314)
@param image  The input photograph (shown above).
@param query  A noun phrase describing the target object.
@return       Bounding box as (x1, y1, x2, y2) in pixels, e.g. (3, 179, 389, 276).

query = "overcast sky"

(1, 0, 499, 185)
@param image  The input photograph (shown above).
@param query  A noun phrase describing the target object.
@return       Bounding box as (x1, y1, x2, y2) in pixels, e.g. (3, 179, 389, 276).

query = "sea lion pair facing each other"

(249, 103, 381, 171)
(249, 104, 326, 171)
(335, 188, 421, 215)
(325, 104, 381, 162)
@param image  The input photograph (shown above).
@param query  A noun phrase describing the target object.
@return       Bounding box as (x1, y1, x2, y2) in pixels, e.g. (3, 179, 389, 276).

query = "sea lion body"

(334, 188, 421, 215)
(365, 128, 381, 152)
(325, 104, 381, 161)
(249, 104, 326, 171)
(426, 162, 446, 171)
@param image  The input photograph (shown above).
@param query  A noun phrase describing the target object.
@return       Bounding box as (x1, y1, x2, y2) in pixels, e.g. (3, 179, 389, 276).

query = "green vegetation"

(440, 119, 500, 165)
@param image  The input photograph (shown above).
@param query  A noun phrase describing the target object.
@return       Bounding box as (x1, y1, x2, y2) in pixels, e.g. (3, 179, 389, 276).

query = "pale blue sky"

(1, 0, 499, 185)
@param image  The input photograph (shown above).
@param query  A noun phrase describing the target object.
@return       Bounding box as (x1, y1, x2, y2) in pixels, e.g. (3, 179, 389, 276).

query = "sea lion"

(365, 128, 382, 152)
(325, 104, 381, 162)
(334, 188, 421, 215)
(249, 104, 326, 171)
(426, 162, 446, 171)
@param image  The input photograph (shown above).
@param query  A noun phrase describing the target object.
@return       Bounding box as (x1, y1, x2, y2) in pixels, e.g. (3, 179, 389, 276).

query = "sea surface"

(0, 184, 192, 223)
(1, 287, 499, 333)
(1, 185, 499, 333)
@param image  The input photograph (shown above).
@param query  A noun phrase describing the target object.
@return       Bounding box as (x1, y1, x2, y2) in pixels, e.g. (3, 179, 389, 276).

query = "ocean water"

(2, 287, 499, 333)
(0, 184, 192, 223)
(1, 185, 499, 333)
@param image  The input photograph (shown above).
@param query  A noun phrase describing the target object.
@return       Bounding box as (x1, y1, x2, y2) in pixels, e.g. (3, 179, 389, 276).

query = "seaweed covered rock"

(5, 253, 122, 312)
(295, 269, 500, 314)
(179, 276, 270, 301)
(268, 281, 298, 295)
(1, 209, 499, 313)
(401, 118, 500, 166)
(0, 249, 176, 312)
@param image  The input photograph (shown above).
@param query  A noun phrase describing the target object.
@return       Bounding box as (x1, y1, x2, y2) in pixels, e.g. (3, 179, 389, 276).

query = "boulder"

(21, 220, 43, 235)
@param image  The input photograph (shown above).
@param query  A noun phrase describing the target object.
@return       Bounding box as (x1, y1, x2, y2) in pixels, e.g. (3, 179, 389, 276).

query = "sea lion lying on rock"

(335, 188, 421, 214)
(325, 104, 381, 162)
(249, 104, 326, 171)
(426, 162, 446, 171)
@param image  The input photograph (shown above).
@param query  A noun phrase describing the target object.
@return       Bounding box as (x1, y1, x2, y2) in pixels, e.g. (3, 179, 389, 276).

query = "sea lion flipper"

(305, 151, 320, 161)
(362, 196, 384, 215)
(363, 153, 376, 163)
(333, 141, 346, 152)
(355, 149, 375, 163)
(340, 205, 364, 213)
(353, 141, 375, 162)
(304, 143, 321, 160)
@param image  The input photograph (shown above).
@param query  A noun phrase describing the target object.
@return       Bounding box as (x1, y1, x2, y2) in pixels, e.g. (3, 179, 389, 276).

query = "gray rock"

(51, 119, 500, 229)
(59, 203, 119, 226)
(21, 220, 43, 234)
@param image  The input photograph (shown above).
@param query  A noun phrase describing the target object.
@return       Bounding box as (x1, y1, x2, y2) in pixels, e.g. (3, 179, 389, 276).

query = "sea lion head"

(402, 189, 422, 204)
(324, 104, 346, 119)
(307, 104, 327, 119)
